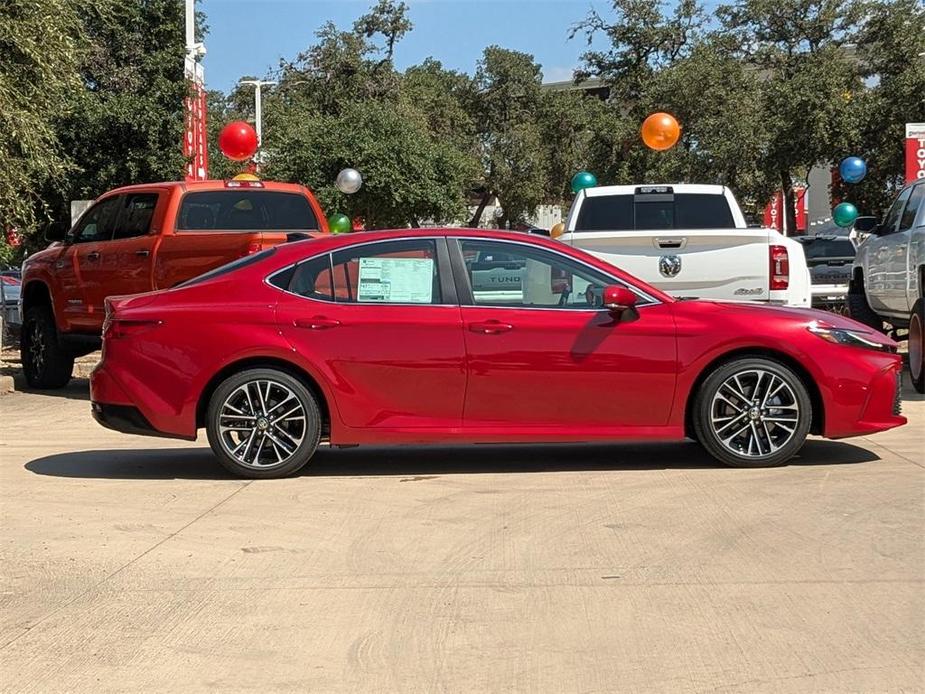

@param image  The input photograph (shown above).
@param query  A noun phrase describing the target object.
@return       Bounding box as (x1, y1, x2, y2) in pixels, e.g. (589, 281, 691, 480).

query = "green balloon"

(832, 202, 859, 228)
(571, 171, 598, 194)
(328, 213, 352, 234)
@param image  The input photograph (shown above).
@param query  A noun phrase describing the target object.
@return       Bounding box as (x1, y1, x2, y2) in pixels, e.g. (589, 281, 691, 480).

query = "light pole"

(184, 0, 207, 180)
(238, 79, 277, 160)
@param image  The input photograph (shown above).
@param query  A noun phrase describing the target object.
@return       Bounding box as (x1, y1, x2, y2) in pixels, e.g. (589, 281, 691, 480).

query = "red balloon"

(218, 121, 258, 161)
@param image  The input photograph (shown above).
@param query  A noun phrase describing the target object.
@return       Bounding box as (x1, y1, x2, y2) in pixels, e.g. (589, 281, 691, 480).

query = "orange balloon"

(550, 222, 565, 239)
(641, 112, 681, 151)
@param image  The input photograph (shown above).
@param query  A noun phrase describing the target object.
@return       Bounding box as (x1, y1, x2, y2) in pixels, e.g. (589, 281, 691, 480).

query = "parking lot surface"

(1, 374, 923, 693)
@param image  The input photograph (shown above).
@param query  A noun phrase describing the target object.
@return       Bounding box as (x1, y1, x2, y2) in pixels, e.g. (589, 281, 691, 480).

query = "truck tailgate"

(562, 228, 772, 300)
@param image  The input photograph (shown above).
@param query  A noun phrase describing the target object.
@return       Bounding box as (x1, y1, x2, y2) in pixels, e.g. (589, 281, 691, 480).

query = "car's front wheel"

(909, 298, 924, 394)
(206, 368, 322, 479)
(692, 358, 812, 468)
(21, 305, 74, 389)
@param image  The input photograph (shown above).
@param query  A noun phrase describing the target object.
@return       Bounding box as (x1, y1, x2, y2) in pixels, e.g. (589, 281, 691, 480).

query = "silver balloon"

(336, 168, 363, 194)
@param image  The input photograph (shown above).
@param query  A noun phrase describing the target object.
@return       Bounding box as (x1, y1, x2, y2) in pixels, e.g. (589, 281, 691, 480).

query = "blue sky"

(199, 0, 613, 93)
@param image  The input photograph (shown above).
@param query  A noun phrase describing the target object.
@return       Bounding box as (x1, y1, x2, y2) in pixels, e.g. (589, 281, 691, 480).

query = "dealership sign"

(184, 54, 208, 181)
(763, 186, 807, 234)
(907, 123, 925, 184)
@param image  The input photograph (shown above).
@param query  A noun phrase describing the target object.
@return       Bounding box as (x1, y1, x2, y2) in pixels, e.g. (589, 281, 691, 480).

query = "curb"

(0, 375, 14, 395)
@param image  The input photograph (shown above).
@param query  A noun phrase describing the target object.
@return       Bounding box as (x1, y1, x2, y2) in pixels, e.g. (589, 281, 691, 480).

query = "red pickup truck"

(20, 179, 328, 388)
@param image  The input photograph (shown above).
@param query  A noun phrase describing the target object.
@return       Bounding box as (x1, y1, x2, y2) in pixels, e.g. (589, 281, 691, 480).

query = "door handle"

(85, 251, 100, 261)
(469, 320, 514, 334)
(135, 249, 150, 257)
(294, 317, 341, 330)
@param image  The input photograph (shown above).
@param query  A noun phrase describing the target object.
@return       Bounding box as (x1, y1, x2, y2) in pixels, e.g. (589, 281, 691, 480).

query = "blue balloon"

(839, 156, 867, 184)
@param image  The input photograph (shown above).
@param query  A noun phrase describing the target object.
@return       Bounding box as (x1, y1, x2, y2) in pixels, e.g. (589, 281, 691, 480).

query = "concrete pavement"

(1, 375, 922, 693)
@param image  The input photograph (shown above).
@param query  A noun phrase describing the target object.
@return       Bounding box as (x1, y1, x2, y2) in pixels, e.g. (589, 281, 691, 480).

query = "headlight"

(808, 323, 893, 352)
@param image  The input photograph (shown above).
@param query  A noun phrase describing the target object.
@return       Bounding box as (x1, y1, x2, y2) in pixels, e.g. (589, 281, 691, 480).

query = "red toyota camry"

(90, 229, 906, 478)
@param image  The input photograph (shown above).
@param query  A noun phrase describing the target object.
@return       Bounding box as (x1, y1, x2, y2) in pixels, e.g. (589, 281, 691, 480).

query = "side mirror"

(602, 285, 639, 320)
(852, 216, 878, 234)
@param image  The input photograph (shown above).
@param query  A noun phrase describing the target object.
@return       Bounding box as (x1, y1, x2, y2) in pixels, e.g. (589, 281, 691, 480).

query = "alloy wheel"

(28, 321, 46, 376)
(217, 378, 307, 469)
(709, 369, 800, 458)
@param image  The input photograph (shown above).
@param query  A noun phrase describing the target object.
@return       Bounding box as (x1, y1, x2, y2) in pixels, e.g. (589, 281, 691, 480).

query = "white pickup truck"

(558, 184, 811, 306)
(849, 179, 925, 392)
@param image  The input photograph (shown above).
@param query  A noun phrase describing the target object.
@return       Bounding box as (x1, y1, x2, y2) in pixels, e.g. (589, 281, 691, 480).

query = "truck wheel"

(21, 306, 74, 389)
(909, 299, 924, 394)
(206, 368, 322, 479)
(846, 286, 883, 332)
(692, 357, 812, 468)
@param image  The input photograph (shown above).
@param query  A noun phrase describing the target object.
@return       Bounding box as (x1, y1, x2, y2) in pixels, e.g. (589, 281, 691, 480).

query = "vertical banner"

(763, 187, 807, 234)
(184, 55, 208, 181)
(906, 123, 925, 184)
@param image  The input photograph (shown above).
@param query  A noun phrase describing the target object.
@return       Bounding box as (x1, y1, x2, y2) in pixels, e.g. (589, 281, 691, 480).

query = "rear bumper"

(809, 283, 848, 306)
(91, 402, 190, 440)
(90, 362, 196, 441)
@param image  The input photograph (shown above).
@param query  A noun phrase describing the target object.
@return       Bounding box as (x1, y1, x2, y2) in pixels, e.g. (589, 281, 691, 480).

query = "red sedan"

(90, 229, 906, 478)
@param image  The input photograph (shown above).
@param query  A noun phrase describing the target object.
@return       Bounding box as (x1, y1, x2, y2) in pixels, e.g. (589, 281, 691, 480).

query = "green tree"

(836, 0, 925, 215)
(266, 9, 472, 227)
(0, 0, 101, 261)
(717, 0, 863, 231)
(470, 47, 547, 227)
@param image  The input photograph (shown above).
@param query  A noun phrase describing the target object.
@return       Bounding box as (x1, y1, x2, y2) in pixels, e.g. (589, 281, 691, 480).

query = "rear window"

(798, 237, 856, 259)
(177, 191, 318, 232)
(575, 193, 736, 231)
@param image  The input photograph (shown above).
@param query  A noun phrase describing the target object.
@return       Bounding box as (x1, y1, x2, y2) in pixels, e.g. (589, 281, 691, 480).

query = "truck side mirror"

(852, 216, 878, 234)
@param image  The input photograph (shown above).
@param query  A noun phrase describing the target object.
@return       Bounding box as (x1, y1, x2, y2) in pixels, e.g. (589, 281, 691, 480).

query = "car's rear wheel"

(693, 358, 812, 468)
(21, 305, 74, 389)
(909, 298, 924, 394)
(206, 368, 322, 479)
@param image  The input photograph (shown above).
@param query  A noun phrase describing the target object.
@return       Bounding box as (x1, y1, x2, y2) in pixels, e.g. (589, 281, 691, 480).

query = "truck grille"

(893, 370, 902, 416)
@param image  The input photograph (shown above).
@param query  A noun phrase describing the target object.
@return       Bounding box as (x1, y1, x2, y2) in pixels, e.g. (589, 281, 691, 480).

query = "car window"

(898, 184, 924, 231)
(177, 191, 318, 231)
(460, 239, 616, 309)
(113, 193, 158, 240)
(71, 196, 122, 243)
(288, 254, 335, 301)
(328, 239, 442, 304)
(881, 187, 912, 234)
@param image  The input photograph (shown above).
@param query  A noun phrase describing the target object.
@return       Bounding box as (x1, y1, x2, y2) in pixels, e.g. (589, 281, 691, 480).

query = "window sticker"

(357, 257, 434, 303)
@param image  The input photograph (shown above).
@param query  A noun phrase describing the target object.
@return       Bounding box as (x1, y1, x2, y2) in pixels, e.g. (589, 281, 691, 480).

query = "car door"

(102, 191, 160, 298)
(59, 195, 122, 329)
(275, 237, 467, 430)
(452, 238, 677, 430)
(894, 183, 924, 313)
(866, 187, 911, 315)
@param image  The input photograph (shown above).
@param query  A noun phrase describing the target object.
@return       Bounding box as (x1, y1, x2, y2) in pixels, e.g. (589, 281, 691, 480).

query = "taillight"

(770, 245, 789, 290)
(103, 319, 161, 340)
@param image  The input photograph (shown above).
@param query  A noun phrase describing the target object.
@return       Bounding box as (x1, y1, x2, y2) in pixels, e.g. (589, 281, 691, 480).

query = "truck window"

(898, 184, 923, 231)
(576, 193, 736, 231)
(113, 193, 158, 240)
(177, 191, 318, 232)
(880, 187, 912, 234)
(70, 196, 123, 243)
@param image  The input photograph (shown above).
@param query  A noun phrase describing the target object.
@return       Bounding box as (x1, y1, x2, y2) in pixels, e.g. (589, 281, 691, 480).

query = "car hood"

(692, 300, 897, 347)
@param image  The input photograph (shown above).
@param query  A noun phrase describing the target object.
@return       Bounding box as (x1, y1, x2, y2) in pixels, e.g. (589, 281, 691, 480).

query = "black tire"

(206, 368, 322, 479)
(909, 298, 924, 394)
(20, 305, 74, 389)
(692, 357, 812, 468)
(846, 282, 884, 331)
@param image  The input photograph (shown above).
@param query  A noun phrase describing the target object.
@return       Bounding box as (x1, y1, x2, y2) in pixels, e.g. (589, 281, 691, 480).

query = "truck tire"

(846, 285, 883, 331)
(909, 298, 924, 394)
(21, 305, 74, 389)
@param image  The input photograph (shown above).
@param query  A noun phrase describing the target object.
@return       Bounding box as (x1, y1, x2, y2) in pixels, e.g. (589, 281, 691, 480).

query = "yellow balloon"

(232, 172, 260, 181)
(550, 222, 565, 239)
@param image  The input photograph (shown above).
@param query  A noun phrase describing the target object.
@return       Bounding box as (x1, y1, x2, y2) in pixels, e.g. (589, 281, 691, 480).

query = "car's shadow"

(25, 439, 880, 481)
(10, 375, 91, 401)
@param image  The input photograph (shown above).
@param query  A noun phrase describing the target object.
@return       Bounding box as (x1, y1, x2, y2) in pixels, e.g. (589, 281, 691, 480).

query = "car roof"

(100, 180, 313, 196)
